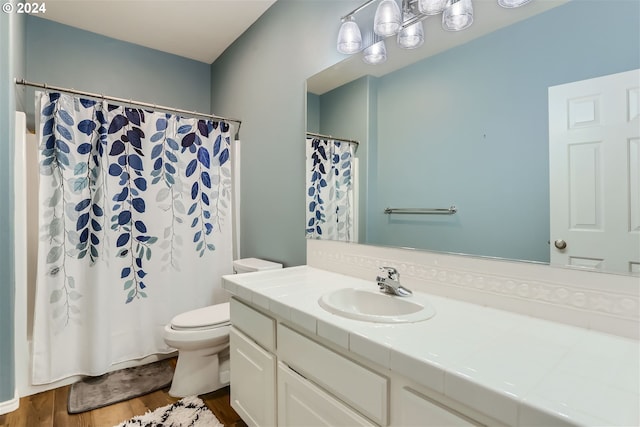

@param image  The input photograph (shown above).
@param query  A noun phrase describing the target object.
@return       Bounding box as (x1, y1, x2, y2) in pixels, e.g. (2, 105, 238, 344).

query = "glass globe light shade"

(397, 20, 424, 49)
(337, 17, 363, 54)
(442, 0, 473, 31)
(418, 0, 447, 15)
(374, 0, 401, 36)
(497, 0, 532, 8)
(363, 40, 387, 65)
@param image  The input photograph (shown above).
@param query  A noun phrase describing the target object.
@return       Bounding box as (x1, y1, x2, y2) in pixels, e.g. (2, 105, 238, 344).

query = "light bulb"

(397, 20, 424, 49)
(418, 0, 447, 15)
(337, 17, 362, 54)
(497, 0, 532, 8)
(374, 0, 401, 36)
(442, 0, 473, 31)
(363, 40, 387, 65)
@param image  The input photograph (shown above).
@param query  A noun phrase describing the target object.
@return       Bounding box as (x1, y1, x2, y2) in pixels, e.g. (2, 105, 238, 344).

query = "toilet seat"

(170, 302, 230, 331)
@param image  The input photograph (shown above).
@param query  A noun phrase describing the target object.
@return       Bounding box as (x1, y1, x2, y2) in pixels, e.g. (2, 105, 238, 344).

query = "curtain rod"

(306, 131, 360, 151)
(15, 78, 242, 138)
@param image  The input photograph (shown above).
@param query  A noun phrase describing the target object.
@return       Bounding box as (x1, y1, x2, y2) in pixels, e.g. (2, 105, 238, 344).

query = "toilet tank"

(233, 257, 283, 274)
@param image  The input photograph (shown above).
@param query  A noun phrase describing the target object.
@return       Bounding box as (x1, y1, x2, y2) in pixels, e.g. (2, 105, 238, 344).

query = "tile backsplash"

(307, 240, 639, 339)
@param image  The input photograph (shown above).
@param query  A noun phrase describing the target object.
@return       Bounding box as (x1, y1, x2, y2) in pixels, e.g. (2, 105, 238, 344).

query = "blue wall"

(24, 16, 211, 128)
(0, 6, 25, 406)
(307, 92, 320, 133)
(316, 76, 375, 242)
(210, 0, 359, 266)
(320, 0, 640, 262)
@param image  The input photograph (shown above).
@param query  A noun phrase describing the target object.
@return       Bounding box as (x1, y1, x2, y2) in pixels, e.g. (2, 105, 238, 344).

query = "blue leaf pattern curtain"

(32, 91, 234, 384)
(305, 137, 355, 242)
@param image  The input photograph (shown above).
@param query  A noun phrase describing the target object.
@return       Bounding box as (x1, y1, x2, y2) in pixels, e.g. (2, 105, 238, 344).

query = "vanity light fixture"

(338, 0, 533, 64)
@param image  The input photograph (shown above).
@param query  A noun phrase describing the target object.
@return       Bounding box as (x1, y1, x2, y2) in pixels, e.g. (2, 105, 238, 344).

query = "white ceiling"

(31, 0, 277, 64)
(33, 0, 568, 84)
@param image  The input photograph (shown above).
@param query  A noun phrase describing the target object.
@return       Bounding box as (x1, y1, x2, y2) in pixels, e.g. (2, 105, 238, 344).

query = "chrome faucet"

(376, 266, 412, 296)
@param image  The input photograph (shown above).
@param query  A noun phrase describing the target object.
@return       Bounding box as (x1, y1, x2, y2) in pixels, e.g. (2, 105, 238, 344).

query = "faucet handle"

(380, 266, 399, 280)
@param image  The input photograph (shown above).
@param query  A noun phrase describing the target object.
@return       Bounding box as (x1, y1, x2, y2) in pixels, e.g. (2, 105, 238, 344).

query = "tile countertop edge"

(221, 267, 639, 427)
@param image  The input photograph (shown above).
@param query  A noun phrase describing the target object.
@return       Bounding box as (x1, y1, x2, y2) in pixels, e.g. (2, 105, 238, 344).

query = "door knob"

(554, 239, 567, 250)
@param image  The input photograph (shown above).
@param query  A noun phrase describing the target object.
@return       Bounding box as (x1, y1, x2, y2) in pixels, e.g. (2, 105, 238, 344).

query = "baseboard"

(0, 390, 19, 416)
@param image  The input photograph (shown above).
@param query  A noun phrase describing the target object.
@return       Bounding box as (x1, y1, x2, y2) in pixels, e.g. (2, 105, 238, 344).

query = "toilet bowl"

(164, 258, 282, 397)
(163, 303, 231, 397)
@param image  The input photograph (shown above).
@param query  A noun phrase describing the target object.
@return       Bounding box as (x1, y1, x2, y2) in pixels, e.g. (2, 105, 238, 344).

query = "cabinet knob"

(554, 239, 567, 250)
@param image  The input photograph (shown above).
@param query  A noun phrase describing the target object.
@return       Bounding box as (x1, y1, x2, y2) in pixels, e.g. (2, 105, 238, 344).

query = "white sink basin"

(318, 288, 436, 323)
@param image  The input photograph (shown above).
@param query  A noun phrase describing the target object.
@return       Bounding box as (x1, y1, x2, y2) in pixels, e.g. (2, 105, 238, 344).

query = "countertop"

(222, 266, 639, 427)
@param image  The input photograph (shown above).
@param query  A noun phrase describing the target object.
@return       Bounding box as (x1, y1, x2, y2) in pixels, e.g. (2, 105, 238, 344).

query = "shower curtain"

(305, 137, 355, 242)
(32, 91, 234, 384)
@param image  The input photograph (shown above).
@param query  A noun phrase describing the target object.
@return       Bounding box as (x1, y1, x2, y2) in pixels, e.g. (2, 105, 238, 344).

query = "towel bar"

(383, 206, 457, 215)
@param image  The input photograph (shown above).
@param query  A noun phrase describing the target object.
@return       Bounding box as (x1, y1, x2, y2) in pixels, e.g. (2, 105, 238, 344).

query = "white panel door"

(230, 327, 277, 427)
(549, 69, 640, 273)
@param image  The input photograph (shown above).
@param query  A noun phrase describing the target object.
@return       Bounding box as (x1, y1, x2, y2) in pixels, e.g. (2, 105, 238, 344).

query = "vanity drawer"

(230, 297, 275, 352)
(277, 323, 388, 426)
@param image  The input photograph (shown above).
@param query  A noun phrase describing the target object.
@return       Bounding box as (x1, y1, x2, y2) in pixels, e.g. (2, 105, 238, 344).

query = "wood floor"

(0, 361, 247, 427)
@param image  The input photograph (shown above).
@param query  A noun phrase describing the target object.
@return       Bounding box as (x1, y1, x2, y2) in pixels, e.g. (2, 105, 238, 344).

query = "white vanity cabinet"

(230, 297, 381, 426)
(230, 296, 493, 427)
(229, 298, 277, 427)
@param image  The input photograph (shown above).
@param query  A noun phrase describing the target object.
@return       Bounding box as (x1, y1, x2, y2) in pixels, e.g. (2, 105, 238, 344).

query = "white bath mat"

(113, 396, 223, 427)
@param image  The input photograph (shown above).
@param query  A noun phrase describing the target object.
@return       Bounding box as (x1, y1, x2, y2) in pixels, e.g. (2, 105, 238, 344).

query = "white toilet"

(163, 258, 282, 397)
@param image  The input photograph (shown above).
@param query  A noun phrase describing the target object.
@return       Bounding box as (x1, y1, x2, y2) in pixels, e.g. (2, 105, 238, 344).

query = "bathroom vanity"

(222, 265, 639, 427)
(228, 295, 490, 427)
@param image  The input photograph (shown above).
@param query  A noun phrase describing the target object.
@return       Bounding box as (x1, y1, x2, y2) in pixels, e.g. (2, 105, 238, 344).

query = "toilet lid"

(170, 302, 230, 330)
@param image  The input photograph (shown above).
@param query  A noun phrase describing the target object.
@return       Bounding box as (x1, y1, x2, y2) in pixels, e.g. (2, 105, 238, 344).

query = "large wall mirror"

(306, 0, 640, 275)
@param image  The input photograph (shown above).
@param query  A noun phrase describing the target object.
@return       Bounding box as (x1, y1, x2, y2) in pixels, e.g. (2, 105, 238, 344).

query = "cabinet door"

(397, 387, 482, 427)
(277, 324, 388, 425)
(230, 327, 276, 427)
(277, 362, 376, 427)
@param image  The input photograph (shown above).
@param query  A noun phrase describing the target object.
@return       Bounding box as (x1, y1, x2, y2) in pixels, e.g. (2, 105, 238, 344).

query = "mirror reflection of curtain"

(305, 137, 355, 241)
